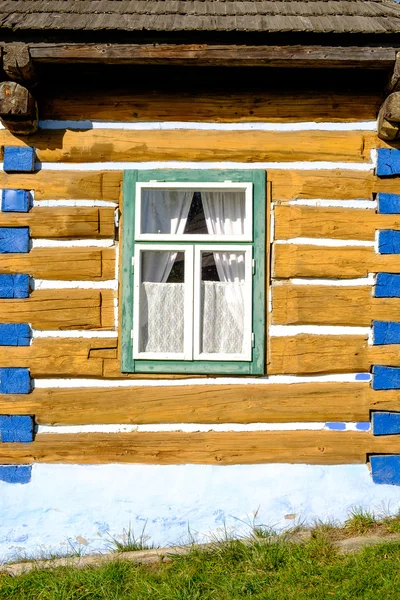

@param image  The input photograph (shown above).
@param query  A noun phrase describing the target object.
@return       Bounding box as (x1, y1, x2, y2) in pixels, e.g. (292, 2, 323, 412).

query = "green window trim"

(121, 169, 266, 375)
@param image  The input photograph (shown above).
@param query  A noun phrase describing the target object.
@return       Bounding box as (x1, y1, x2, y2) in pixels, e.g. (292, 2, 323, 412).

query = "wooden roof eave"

(9, 42, 400, 70)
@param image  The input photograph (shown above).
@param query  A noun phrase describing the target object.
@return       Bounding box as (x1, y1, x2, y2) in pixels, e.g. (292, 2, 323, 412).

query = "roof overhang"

(7, 42, 400, 70)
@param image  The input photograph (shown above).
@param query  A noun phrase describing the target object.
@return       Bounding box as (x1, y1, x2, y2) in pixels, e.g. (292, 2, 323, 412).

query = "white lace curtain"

(202, 191, 246, 354)
(139, 191, 192, 353)
(139, 190, 246, 355)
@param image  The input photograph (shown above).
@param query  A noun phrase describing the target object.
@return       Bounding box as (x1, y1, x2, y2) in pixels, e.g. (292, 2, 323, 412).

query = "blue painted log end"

(373, 321, 400, 345)
(372, 366, 400, 390)
(0, 415, 34, 443)
(375, 273, 400, 298)
(0, 274, 30, 299)
(0, 465, 32, 484)
(0, 324, 31, 346)
(372, 412, 400, 435)
(378, 230, 400, 254)
(0, 368, 32, 394)
(371, 455, 400, 486)
(377, 149, 400, 177)
(0, 228, 29, 253)
(1, 189, 32, 213)
(3, 147, 35, 173)
(377, 193, 400, 214)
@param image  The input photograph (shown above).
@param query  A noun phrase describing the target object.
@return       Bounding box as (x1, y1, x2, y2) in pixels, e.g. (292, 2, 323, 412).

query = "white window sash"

(132, 244, 194, 360)
(135, 181, 253, 242)
(193, 244, 253, 362)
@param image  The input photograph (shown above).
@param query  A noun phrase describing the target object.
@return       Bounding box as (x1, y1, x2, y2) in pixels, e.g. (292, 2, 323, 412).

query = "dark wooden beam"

(0, 81, 38, 135)
(26, 43, 398, 69)
(3, 43, 37, 87)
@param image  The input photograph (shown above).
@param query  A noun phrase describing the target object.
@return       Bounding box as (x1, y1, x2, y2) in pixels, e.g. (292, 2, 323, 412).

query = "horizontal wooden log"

(269, 335, 400, 375)
(273, 245, 400, 279)
(0, 338, 116, 377)
(0, 171, 121, 201)
(272, 285, 400, 326)
(269, 170, 400, 202)
(274, 206, 400, 241)
(1, 382, 400, 425)
(0, 129, 375, 163)
(1, 170, 396, 206)
(0, 430, 398, 465)
(0, 207, 114, 238)
(29, 43, 397, 69)
(0, 289, 114, 330)
(0, 248, 115, 280)
(40, 89, 381, 123)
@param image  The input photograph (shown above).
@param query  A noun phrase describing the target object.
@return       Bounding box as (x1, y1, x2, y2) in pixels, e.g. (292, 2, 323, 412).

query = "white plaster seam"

(273, 276, 375, 286)
(285, 200, 377, 209)
(36, 422, 369, 434)
(33, 374, 371, 388)
(275, 238, 375, 247)
(36, 120, 378, 132)
(32, 239, 115, 248)
(269, 325, 370, 336)
(34, 200, 118, 207)
(33, 280, 117, 290)
(32, 329, 118, 339)
(5, 162, 375, 172)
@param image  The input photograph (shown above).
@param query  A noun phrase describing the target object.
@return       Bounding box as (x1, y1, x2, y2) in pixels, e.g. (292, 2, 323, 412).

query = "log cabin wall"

(0, 66, 398, 467)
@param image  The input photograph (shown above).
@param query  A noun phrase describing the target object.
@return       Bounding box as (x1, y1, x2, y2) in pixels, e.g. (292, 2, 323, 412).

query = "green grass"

(344, 507, 377, 536)
(106, 523, 156, 553)
(3, 536, 400, 599)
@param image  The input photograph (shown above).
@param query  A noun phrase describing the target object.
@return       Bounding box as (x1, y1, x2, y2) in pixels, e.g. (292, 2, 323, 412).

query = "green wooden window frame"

(121, 169, 266, 375)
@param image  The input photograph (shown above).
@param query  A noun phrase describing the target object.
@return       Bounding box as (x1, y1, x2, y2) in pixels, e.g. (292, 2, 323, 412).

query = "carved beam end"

(378, 92, 400, 142)
(0, 81, 38, 135)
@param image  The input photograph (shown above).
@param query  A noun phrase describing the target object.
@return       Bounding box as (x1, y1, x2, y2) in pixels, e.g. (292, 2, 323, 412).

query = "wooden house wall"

(0, 74, 397, 467)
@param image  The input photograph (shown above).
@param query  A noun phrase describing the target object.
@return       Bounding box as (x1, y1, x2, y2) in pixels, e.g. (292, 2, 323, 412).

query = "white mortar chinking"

(33, 200, 118, 207)
(37, 422, 367, 434)
(36, 120, 378, 131)
(33, 373, 370, 389)
(5, 161, 375, 171)
(286, 199, 377, 208)
(275, 238, 375, 247)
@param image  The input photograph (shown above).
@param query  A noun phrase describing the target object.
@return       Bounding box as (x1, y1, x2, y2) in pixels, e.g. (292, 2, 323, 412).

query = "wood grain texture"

(40, 89, 382, 123)
(2, 170, 397, 205)
(30, 44, 396, 69)
(0, 129, 374, 163)
(0, 338, 115, 377)
(0, 289, 114, 330)
(0, 338, 197, 379)
(0, 208, 114, 238)
(274, 206, 400, 241)
(0, 248, 115, 280)
(269, 335, 400, 374)
(273, 245, 400, 279)
(0, 430, 396, 465)
(268, 170, 400, 202)
(0, 382, 399, 425)
(0, 171, 121, 201)
(272, 285, 400, 326)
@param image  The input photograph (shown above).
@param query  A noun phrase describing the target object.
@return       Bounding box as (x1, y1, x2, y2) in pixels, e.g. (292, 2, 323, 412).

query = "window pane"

(138, 251, 185, 354)
(198, 250, 247, 356)
(140, 189, 246, 236)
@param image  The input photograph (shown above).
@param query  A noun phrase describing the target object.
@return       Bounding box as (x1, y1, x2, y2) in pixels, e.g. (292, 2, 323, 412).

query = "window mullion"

(184, 245, 195, 360)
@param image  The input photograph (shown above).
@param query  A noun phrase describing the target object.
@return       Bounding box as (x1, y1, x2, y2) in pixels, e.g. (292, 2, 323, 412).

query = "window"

(121, 170, 266, 375)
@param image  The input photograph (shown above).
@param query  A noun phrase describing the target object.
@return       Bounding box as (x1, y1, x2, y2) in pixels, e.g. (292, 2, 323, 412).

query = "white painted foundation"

(1, 462, 400, 562)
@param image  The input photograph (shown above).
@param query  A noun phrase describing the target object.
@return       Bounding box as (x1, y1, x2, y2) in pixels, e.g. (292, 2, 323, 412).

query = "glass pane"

(199, 250, 246, 355)
(140, 189, 246, 236)
(138, 251, 185, 354)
